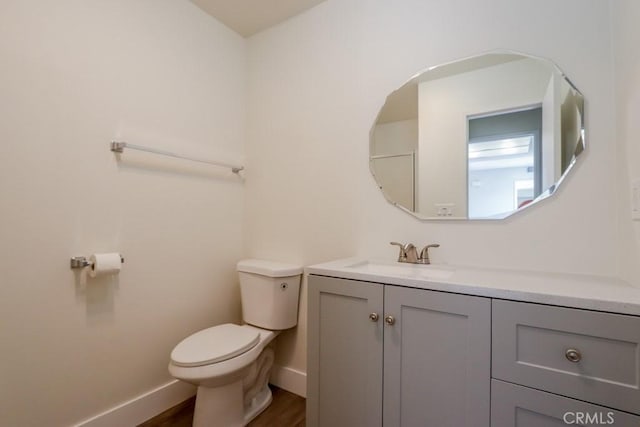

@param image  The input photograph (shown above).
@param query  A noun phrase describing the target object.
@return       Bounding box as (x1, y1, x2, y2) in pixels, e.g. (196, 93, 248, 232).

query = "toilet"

(168, 259, 302, 427)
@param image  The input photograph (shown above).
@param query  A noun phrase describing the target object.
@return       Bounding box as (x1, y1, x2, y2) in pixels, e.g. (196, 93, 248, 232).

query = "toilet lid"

(170, 324, 260, 367)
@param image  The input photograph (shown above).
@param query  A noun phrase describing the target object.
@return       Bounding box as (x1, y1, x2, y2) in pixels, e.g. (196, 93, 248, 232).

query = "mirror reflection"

(370, 52, 585, 220)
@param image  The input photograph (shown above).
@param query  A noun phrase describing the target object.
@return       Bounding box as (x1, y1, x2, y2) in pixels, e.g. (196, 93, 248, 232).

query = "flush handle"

(565, 348, 582, 363)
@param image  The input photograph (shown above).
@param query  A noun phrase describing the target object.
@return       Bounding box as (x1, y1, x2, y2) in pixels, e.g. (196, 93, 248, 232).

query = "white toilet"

(168, 259, 302, 427)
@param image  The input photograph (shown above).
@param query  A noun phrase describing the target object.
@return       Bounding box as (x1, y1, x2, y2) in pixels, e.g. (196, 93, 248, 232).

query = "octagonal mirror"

(370, 51, 585, 220)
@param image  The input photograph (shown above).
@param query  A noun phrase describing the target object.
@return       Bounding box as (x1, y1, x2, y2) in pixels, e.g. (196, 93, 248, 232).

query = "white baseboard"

(71, 367, 303, 426)
(269, 365, 307, 398)
(73, 380, 196, 427)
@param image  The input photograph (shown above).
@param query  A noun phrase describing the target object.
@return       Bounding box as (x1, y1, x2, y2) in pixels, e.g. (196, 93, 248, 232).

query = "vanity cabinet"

(307, 275, 491, 427)
(307, 259, 640, 426)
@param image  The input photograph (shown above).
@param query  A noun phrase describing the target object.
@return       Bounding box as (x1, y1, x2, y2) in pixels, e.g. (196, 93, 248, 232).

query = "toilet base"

(192, 381, 273, 427)
(190, 346, 276, 427)
(244, 384, 273, 425)
(193, 381, 243, 427)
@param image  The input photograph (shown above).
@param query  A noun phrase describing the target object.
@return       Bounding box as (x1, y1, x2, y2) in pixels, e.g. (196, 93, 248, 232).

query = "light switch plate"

(632, 179, 640, 220)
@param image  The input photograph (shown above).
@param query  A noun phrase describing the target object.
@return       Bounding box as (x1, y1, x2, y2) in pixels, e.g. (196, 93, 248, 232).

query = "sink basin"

(344, 260, 455, 280)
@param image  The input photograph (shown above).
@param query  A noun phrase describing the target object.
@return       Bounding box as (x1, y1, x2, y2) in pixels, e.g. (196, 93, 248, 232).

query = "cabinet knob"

(369, 313, 379, 322)
(565, 348, 582, 363)
(384, 315, 396, 325)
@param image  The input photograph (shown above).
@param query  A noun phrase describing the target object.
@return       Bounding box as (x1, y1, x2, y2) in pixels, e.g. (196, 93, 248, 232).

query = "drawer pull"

(565, 348, 582, 363)
(369, 313, 379, 322)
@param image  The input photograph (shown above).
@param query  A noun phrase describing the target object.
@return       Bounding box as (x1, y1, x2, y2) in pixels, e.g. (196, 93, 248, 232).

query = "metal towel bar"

(110, 141, 244, 173)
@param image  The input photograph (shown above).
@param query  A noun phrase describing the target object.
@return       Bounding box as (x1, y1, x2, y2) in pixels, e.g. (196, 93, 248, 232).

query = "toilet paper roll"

(89, 253, 122, 278)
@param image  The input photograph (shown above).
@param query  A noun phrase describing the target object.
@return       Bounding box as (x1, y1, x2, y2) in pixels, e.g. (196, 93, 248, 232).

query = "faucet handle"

(419, 244, 440, 264)
(390, 242, 407, 261)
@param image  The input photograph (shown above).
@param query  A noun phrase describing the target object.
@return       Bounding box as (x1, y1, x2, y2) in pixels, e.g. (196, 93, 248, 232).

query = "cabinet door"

(491, 379, 640, 427)
(383, 286, 491, 427)
(307, 275, 384, 427)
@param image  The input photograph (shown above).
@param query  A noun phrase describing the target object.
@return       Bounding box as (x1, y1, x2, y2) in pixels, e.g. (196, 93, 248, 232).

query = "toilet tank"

(237, 259, 302, 330)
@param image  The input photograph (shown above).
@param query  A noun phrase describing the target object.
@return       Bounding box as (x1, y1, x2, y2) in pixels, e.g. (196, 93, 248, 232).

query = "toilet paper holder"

(70, 255, 124, 269)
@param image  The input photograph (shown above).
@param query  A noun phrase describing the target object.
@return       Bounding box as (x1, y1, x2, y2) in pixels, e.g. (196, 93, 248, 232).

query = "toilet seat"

(170, 324, 260, 367)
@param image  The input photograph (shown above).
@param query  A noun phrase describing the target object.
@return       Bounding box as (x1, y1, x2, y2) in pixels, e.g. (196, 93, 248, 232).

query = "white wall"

(612, 0, 640, 283)
(246, 0, 617, 376)
(0, 1, 246, 425)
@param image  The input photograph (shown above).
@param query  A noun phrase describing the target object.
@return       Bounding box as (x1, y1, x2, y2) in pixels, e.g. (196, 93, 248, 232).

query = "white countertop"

(306, 258, 640, 316)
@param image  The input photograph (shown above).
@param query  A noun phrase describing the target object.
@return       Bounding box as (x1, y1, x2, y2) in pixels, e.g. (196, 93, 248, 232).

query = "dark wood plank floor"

(138, 386, 305, 427)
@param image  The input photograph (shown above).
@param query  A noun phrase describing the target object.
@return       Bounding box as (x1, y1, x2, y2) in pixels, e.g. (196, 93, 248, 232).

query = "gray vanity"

(306, 259, 640, 427)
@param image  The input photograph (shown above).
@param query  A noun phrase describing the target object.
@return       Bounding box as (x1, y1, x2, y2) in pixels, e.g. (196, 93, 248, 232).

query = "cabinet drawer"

(492, 300, 640, 414)
(491, 379, 640, 427)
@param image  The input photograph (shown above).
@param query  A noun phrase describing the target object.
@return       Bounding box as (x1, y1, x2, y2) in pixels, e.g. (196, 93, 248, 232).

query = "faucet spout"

(390, 242, 419, 263)
(403, 243, 419, 263)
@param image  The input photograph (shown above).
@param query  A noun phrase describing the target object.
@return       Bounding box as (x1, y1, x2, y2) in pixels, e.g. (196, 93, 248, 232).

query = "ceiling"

(191, 0, 326, 37)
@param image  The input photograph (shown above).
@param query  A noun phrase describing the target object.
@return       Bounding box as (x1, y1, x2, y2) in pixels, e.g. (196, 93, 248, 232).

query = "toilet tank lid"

(237, 259, 302, 277)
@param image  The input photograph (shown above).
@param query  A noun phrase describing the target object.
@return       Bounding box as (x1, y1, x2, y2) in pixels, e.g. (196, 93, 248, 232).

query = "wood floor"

(138, 386, 305, 427)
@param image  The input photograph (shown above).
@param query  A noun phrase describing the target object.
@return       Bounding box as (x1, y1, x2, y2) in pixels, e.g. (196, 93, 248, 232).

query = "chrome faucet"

(390, 242, 419, 263)
(390, 242, 440, 264)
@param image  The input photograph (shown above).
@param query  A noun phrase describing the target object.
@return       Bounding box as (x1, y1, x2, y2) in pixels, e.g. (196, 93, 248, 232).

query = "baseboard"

(269, 364, 307, 398)
(71, 367, 303, 426)
(72, 380, 196, 427)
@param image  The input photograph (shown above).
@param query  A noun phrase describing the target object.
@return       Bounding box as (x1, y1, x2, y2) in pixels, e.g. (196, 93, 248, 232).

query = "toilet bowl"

(169, 324, 279, 426)
(168, 259, 302, 427)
